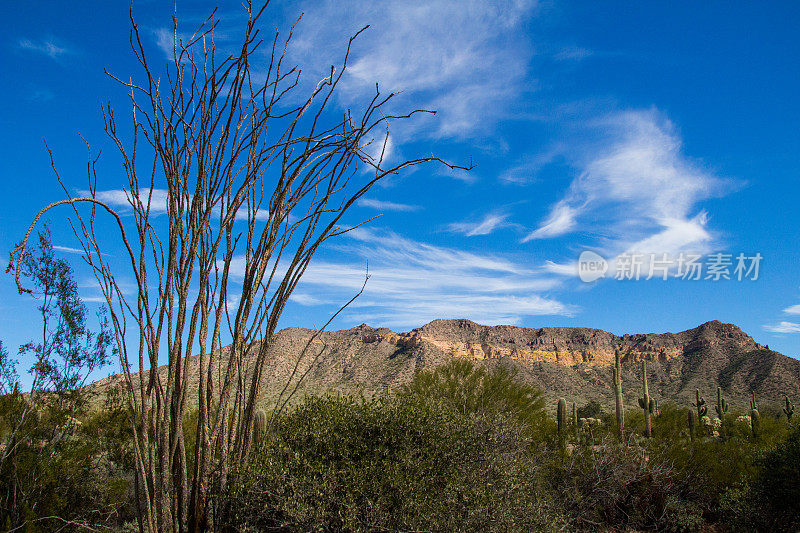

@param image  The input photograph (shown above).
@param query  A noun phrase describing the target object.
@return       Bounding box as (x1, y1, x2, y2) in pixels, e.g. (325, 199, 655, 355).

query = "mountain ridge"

(89, 319, 800, 411)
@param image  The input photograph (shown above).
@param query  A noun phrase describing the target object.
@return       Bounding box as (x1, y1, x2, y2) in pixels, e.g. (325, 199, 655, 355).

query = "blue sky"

(2, 1, 800, 382)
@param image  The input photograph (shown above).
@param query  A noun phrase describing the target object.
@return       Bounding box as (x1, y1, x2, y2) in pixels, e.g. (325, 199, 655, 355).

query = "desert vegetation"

(3, 2, 799, 532)
(2, 352, 800, 531)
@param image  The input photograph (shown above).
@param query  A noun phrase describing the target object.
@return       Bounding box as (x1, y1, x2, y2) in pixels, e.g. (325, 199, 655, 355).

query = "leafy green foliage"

(397, 359, 550, 436)
(223, 395, 560, 532)
(0, 227, 122, 531)
(577, 399, 604, 419)
(743, 425, 800, 531)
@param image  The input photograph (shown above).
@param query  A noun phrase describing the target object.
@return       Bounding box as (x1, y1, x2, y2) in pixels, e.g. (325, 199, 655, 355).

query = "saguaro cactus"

(557, 398, 567, 436)
(750, 408, 761, 439)
(750, 391, 758, 411)
(613, 349, 625, 440)
(638, 360, 652, 438)
(715, 387, 728, 419)
(253, 409, 268, 443)
(688, 409, 696, 441)
(694, 389, 708, 420)
(784, 396, 795, 422)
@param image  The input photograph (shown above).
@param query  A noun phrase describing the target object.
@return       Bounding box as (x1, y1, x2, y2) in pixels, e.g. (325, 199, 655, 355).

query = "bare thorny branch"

(7, 2, 471, 531)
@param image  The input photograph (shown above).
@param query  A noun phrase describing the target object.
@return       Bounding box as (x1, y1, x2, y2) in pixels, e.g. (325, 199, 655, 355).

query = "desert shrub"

(221, 394, 562, 532)
(577, 399, 604, 420)
(546, 437, 699, 531)
(0, 390, 134, 531)
(397, 359, 552, 438)
(741, 425, 800, 532)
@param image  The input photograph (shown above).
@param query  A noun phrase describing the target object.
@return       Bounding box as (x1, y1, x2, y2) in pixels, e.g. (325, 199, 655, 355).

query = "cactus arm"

(783, 396, 795, 421)
(639, 360, 652, 438)
(750, 408, 760, 439)
(613, 349, 625, 440)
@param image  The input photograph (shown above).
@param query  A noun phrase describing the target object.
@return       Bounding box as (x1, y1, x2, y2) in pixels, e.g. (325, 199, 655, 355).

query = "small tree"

(0, 226, 114, 529)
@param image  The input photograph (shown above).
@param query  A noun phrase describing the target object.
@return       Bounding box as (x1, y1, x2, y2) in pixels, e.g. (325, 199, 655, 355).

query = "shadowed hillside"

(89, 319, 800, 410)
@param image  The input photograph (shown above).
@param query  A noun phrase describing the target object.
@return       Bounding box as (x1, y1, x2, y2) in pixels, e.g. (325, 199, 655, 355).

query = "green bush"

(742, 425, 800, 532)
(397, 359, 551, 438)
(545, 437, 700, 531)
(222, 394, 562, 532)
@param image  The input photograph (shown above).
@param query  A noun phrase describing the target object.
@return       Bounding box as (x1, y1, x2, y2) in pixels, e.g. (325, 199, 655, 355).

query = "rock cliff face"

(89, 319, 799, 411)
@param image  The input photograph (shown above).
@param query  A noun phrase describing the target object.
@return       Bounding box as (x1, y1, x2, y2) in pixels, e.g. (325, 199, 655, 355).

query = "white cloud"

(784, 304, 800, 315)
(19, 38, 69, 59)
(153, 28, 175, 59)
(529, 109, 728, 273)
(290, 0, 538, 139)
(290, 293, 329, 306)
(448, 212, 511, 237)
(764, 321, 800, 334)
(523, 201, 577, 240)
(302, 228, 572, 327)
(53, 245, 85, 255)
(227, 227, 573, 328)
(90, 188, 169, 214)
(357, 198, 420, 212)
(88, 188, 277, 222)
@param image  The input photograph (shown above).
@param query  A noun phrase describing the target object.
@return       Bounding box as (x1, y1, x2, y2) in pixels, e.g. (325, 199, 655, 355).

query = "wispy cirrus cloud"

(763, 300, 800, 335)
(300, 228, 573, 327)
(531, 109, 731, 274)
(88, 188, 275, 222)
(523, 201, 577, 241)
(18, 38, 70, 59)
(290, 0, 538, 140)
(228, 227, 573, 328)
(53, 245, 85, 255)
(764, 321, 800, 334)
(447, 212, 512, 237)
(89, 188, 169, 214)
(357, 198, 420, 212)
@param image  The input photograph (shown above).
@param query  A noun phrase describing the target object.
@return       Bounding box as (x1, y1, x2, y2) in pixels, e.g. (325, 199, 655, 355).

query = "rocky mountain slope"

(90, 319, 800, 411)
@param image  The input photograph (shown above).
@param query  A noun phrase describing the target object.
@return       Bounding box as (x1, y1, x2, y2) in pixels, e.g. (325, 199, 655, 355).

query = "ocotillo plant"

(784, 396, 795, 422)
(750, 408, 761, 439)
(613, 349, 625, 439)
(715, 387, 728, 419)
(688, 409, 696, 441)
(637, 360, 652, 438)
(694, 389, 708, 420)
(557, 398, 567, 436)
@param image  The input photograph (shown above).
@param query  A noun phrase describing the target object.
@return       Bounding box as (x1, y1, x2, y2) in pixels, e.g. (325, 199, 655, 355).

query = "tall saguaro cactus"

(750, 391, 758, 411)
(750, 408, 761, 439)
(694, 389, 708, 420)
(638, 360, 652, 438)
(784, 396, 795, 422)
(715, 387, 728, 419)
(557, 398, 567, 436)
(688, 409, 696, 441)
(613, 349, 625, 440)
